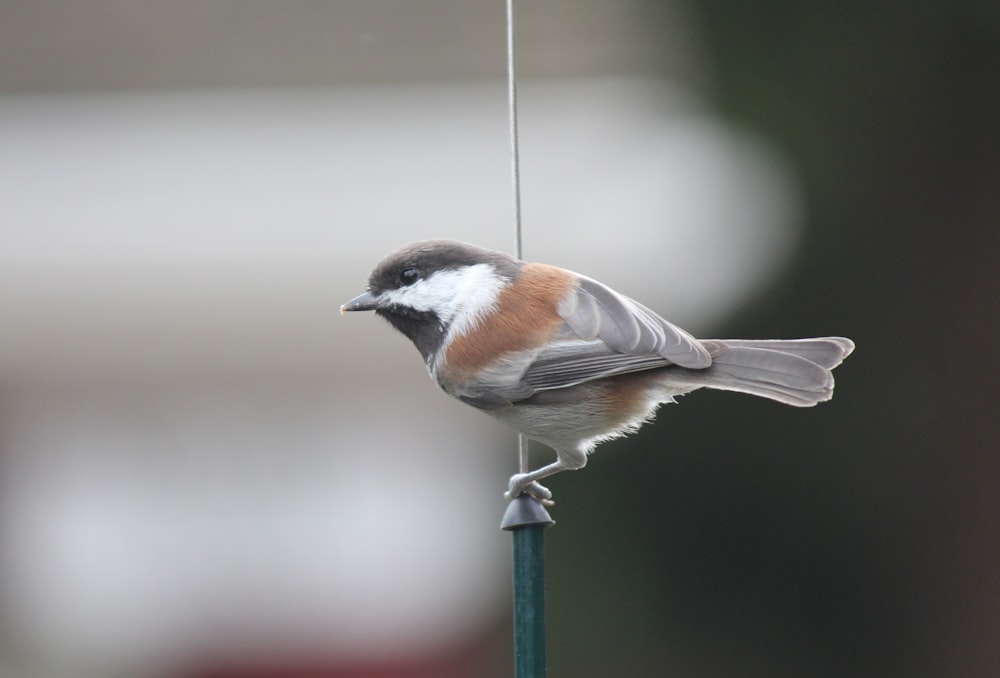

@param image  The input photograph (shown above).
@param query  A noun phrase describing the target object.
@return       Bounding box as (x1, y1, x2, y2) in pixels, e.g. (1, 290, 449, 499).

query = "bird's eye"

(399, 267, 420, 286)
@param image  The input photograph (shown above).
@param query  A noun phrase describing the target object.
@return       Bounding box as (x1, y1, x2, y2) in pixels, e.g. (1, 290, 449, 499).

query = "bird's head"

(341, 240, 521, 363)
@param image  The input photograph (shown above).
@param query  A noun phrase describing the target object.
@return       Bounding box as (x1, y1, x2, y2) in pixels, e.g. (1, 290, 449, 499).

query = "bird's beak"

(340, 290, 379, 315)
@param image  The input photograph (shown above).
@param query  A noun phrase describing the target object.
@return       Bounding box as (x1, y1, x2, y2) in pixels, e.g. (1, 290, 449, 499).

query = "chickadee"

(342, 240, 854, 503)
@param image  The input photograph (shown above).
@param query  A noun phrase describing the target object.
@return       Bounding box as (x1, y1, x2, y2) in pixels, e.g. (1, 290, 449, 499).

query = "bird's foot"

(505, 474, 554, 505)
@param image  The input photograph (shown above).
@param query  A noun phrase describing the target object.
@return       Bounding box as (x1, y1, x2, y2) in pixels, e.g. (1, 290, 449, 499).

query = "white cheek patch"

(381, 264, 506, 338)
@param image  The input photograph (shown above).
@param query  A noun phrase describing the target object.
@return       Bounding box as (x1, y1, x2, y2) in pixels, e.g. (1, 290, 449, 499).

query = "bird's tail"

(677, 337, 855, 407)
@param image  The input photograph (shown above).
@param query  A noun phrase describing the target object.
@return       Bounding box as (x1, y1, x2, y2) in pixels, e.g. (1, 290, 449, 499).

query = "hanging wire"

(507, 0, 524, 262)
(505, 0, 531, 476)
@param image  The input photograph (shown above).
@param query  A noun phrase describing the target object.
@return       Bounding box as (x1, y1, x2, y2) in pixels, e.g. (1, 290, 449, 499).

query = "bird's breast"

(440, 263, 577, 381)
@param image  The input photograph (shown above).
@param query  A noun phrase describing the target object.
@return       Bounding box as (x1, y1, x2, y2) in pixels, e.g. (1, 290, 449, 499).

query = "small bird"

(342, 240, 854, 503)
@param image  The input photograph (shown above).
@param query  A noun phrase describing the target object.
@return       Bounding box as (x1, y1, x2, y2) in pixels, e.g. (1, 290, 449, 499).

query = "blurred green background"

(550, 3, 1000, 676)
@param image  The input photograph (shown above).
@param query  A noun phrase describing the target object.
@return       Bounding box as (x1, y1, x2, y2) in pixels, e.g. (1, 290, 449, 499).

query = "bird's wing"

(519, 275, 712, 392)
(446, 275, 714, 410)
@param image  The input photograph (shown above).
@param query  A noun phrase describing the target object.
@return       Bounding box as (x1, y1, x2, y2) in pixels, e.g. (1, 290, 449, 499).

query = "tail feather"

(680, 337, 854, 407)
(718, 338, 855, 369)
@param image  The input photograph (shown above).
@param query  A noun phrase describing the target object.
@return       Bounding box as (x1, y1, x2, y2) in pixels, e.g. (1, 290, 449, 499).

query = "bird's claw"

(505, 474, 555, 506)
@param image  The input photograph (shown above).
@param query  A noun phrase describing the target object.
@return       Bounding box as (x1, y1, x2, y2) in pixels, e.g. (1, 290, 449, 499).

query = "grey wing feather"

(522, 346, 671, 391)
(520, 276, 711, 392)
(559, 276, 711, 367)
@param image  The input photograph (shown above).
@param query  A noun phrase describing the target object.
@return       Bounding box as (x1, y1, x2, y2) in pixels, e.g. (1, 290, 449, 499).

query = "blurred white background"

(0, 3, 800, 676)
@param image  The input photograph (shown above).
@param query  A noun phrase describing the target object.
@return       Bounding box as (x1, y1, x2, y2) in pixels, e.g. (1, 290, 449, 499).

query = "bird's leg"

(505, 464, 559, 504)
(505, 449, 588, 504)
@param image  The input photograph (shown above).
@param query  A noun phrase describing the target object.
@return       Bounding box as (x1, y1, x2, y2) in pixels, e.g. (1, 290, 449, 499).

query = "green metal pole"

(512, 523, 547, 677)
(502, 496, 554, 678)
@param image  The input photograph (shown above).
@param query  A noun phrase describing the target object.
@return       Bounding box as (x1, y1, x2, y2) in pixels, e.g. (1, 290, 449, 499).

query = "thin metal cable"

(506, 0, 529, 475)
(506, 0, 523, 262)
